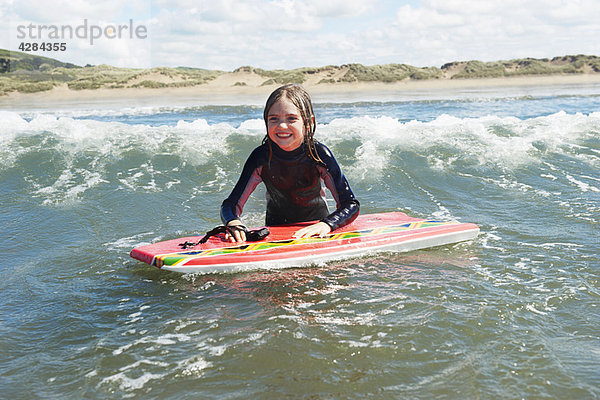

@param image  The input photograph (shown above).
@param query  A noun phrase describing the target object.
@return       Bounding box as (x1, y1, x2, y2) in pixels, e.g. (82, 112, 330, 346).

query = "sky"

(2, 0, 600, 70)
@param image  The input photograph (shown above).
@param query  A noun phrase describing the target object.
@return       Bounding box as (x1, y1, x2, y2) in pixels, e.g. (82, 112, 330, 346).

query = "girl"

(221, 84, 360, 242)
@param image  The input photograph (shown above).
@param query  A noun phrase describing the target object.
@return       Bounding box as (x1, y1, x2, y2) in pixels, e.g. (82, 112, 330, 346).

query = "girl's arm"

(316, 143, 360, 231)
(220, 147, 263, 229)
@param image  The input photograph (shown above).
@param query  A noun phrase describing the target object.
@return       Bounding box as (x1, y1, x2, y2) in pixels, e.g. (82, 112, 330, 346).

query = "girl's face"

(267, 97, 307, 152)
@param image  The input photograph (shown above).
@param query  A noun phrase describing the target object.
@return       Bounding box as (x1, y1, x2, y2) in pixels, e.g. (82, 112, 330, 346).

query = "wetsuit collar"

(271, 140, 306, 158)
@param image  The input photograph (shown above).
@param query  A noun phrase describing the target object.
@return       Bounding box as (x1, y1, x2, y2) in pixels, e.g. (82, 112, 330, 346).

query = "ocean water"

(1, 84, 599, 399)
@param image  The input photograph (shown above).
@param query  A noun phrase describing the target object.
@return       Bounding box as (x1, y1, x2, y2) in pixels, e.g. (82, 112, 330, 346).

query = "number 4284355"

(18, 42, 67, 51)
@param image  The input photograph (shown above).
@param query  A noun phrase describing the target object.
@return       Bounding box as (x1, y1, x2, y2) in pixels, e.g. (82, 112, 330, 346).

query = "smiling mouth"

(276, 133, 293, 138)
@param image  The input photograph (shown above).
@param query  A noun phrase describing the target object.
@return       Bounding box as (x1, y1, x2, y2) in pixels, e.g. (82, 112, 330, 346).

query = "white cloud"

(144, 0, 378, 69)
(396, 4, 465, 29)
(3, 0, 153, 67)
(2, 0, 600, 70)
(381, 0, 600, 65)
(11, 0, 135, 23)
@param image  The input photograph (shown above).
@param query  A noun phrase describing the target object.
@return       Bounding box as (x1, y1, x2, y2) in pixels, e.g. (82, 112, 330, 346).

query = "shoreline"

(2, 73, 600, 110)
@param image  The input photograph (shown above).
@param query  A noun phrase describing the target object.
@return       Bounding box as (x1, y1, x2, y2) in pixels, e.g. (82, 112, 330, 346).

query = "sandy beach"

(3, 71, 600, 109)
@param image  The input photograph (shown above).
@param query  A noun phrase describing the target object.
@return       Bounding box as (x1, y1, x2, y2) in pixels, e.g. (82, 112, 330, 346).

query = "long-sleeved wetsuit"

(221, 141, 359, 230)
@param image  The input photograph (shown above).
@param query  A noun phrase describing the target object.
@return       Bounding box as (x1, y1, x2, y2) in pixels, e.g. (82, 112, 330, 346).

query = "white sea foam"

(526, 304, 548, 315)
(315, 314, 377, 326)
(238, 118, 265, 132)
(3, 110, 598, 171)
(2, 109, 598, 209)
(177, 356, 212, 377)
(101, 370, 166, 392)
(104, 233, 158, 251)
(0, 111, 29, 137)
(35, 168, 108, 205)
(566, 174, 600, 193)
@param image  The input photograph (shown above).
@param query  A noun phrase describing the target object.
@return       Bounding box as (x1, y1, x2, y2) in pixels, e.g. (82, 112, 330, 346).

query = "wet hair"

(262, 84, 324, 164)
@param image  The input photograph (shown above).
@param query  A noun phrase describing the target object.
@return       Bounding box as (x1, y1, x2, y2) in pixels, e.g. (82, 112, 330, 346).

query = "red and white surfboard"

(130, 212, 479, 274)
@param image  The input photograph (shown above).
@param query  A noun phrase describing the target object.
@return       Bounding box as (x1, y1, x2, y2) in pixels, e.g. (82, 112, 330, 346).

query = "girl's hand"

(293, 222, 331, 239)
(225, 220, 247, 242)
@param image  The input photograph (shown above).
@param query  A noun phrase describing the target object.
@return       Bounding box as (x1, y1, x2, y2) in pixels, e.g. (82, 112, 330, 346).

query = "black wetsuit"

(221, 141, 359, 230)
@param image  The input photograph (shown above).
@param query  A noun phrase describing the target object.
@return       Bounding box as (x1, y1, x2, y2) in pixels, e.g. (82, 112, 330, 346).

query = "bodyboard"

(130, 212, 479, 274)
